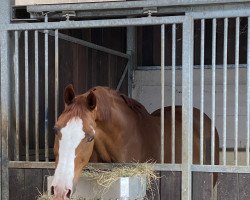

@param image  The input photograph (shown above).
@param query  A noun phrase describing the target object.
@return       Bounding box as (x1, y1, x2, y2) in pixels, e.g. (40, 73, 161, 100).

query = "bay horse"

(51, 85, 219, 200)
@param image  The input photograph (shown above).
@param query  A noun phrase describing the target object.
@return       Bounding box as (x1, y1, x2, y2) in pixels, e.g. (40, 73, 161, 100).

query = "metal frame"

(0, 0, 11, 199)
(3, 2, 250, 199)
(25, 0, 250, 13)
(1, 14, 194, 199)
(10, 0, 250, 21)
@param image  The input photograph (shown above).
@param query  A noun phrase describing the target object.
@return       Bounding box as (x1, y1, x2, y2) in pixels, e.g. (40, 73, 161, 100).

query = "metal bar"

(14, 31, 20, 161)
(136, 64, 249, 70)
(0, 30, 10, 200)
(189, 8, 250, 19)
(211, 18, 216, 166)
(35, 30, 39, 162)
(247, 17, 250, 166)
(25, 30, 29, 161)
(47, 30, 129, 59)
(26, 0, 250, 12)
(55, 29, 59, 121)
(45, 15, 49, 162)
(182, 17, 193, 200)
(235, 17, 240, 166)
(223, 18, 228, 166)
(2, 16, 186, 31)
(171, 23, 176, 164)
(126, 26, 136, 97)
(161, 24, 165, 164)
(8, 161, 182, 171)
(200, 19, 205, 165)
(116, 61, 129, 91)
(25, 2, 250, 20)
(0, 0, 11, 198)
(192, 165, 250, 173)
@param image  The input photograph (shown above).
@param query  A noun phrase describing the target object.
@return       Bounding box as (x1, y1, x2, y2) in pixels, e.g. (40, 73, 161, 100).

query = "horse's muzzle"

(51, 186, 72, 200)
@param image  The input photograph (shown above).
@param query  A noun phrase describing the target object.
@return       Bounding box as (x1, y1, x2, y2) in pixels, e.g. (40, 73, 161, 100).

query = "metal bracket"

(62, 11, 76, 21)
(143, 7, 158, 17)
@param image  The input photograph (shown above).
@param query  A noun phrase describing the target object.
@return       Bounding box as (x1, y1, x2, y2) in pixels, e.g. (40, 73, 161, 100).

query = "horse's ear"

(64, 84, 75, 106)
(86, 91, 96, 110)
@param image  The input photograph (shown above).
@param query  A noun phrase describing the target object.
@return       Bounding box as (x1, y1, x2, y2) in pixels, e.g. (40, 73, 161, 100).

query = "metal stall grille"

(4, 6, 250, 200)
(189, 10, 250, 174)
(0, 16, 194, 199)
(12, 29, 129, 163)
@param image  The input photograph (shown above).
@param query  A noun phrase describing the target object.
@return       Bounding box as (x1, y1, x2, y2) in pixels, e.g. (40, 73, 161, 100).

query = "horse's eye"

(87, 136, 94, 142)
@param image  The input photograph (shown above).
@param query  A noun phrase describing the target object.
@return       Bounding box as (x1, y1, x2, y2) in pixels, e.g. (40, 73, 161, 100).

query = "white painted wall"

(132, 68, 248, 149)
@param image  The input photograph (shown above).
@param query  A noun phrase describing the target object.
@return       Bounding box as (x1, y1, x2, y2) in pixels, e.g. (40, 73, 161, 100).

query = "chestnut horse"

(51, 85, 219, 200)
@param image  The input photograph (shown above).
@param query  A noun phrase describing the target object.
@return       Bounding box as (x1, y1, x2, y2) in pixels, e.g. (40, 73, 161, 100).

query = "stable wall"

(132, 68, 248, 152)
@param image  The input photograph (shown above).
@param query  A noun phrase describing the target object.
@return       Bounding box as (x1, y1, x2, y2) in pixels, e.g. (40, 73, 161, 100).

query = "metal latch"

(62, 11, 76, 21)
(143, 7, 158, 17)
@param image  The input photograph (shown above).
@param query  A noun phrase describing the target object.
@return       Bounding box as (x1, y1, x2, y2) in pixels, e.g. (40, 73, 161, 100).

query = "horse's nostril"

(51, 186, 55, 195)
(66, 189, 71, 198)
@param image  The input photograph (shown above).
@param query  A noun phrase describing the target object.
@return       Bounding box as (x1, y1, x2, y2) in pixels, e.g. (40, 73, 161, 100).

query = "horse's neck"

(93, 104, 141, 162)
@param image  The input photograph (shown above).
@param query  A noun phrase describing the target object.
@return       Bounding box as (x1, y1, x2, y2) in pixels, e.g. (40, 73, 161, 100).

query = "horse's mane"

(118, 92, 150, 118)
(63, 87, 150, 121)
(90, 87, 150, 120)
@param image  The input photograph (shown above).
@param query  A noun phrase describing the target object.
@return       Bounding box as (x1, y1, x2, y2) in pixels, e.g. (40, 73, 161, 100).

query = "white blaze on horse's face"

(52, 117, 85, 198)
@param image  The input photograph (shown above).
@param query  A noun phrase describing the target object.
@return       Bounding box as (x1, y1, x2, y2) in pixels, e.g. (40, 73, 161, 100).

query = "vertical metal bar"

(35, 30, 39, 162)
(0, 0, 10, 198)
(246, 17, 250, 166)
(14, 31, 20, 161)
(126, 26, 136, 98)
(211, 18, 216, 166)
(235, 17, 240, 166)
(45, 15, 49, 162)
(200, 19, 205, 165)
(171, 23, 176, 164)
(161, 24, 165, 164)
(0, 30, 10, 200)
(247, 17, 250, 166)
(182, 17, 194, 200)
(25, 30, 29, 161)
(223, 18, 228, 165)
(55, 29, 59, 122)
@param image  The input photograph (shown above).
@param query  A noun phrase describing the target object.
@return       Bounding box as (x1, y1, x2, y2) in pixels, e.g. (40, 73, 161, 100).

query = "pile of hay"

(37, 192, 83, 200)
(37, 163, 158, 200)
(82, 163, 158, 191)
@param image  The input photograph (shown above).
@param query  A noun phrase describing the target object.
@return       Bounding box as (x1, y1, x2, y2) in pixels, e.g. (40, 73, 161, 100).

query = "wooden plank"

(192, 172, 213, 200)
(153, 26, 161, 66)
(24, 169, 43, 200)
(16, 0, 124, 6)
(239, 173, 250, 200)
(9, 169, 25, 200)
(217, 173, 238, 200)
(160, 171, 181, 200)
(142, 26, 154, 66)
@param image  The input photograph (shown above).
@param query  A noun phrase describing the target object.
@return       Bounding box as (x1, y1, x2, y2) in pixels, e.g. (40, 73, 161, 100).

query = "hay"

(37, 192, 83, 200)
(82, 162, 159, 192)
(37, 193, 53, 200)
(37, 163, 159, 200)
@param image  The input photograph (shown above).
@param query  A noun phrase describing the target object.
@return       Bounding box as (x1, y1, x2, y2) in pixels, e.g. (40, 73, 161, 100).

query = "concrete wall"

(132, 68, 248, 149)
